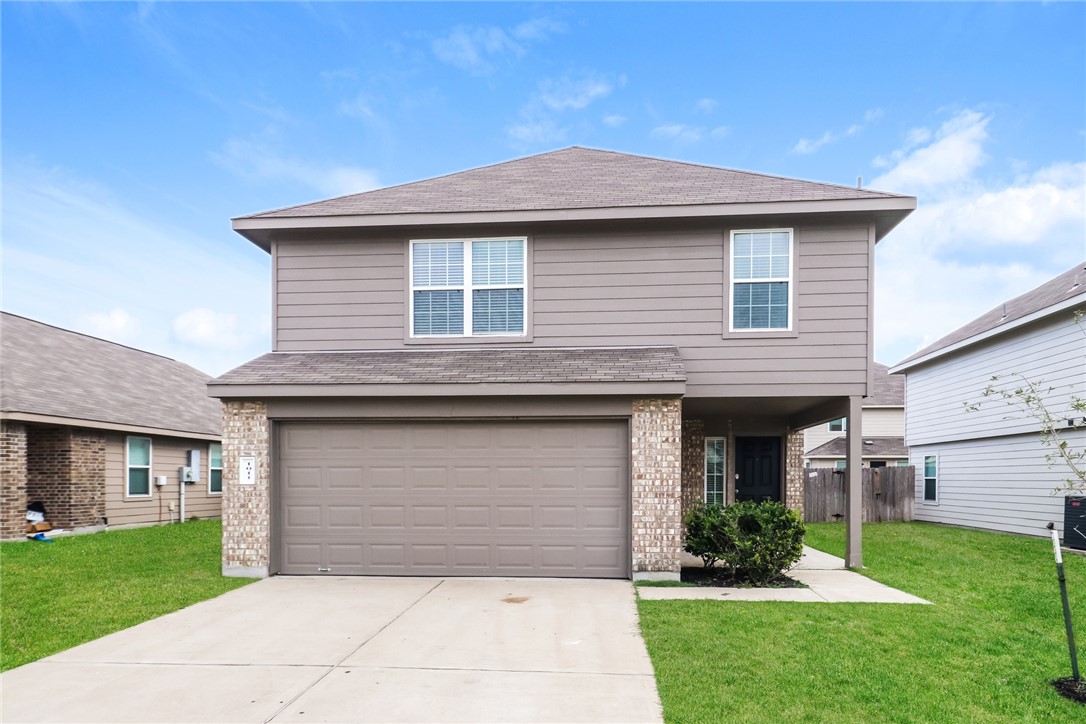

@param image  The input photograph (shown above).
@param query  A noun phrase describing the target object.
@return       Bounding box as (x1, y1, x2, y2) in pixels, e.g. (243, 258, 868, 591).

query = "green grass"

(638, 522, 1086, 722)
(1, 520, 252, 671)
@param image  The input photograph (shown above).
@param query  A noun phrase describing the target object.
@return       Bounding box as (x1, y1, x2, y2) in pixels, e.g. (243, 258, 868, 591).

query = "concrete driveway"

(1, 577, 662, 723)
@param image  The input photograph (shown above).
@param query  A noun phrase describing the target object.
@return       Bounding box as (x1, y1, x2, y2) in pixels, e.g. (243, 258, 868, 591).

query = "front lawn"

(639, 522, 1086, 722)
(1, 520, 251, 671)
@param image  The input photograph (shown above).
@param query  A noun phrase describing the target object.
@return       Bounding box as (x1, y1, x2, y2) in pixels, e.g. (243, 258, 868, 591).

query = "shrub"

(683, 500, 806, 585)
(683, 502, 727, 568)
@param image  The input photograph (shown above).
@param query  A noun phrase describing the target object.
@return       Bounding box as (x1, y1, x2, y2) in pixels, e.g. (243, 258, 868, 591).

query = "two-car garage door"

(277, 420, 629, 578)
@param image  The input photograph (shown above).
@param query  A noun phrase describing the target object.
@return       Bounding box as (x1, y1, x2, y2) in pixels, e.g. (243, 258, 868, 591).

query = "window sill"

(723, 329, 799, 340)
(404, 334, 533, 346)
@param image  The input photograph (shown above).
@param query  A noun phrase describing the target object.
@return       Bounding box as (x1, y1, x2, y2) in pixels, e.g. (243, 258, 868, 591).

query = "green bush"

(683, 500, 806, 585)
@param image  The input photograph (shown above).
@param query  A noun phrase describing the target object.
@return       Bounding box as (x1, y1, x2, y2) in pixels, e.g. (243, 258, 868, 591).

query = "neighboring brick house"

(0, 313, 223, 539)
(890, 264, 1086, 539)
(803, 362, 907, 468)
(210, 147, 916, 578)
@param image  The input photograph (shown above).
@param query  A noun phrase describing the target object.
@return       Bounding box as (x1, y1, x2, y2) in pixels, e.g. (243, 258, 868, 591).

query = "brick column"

(680, 418, 705, 517)
(784, 429, 805, 518)
(1, 421, 28, 540)
(222, 401, 271, 578)
(69, 430, 107, 528)
(631, 398, 682, 580)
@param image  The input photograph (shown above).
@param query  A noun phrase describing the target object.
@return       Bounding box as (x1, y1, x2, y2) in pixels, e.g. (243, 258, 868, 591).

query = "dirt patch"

(680, 567, 805, 589)
(502, 596, 530, 604)
(1052, 677, 1086, 704)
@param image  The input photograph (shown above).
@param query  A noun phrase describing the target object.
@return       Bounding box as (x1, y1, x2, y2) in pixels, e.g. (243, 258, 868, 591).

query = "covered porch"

(681, 394, 866, 568)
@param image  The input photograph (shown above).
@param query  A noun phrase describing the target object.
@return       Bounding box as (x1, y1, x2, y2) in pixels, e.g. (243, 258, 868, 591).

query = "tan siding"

(273, 223, 873, 396)
(104, 434, 221, 527)
(803, 407, 904, 453)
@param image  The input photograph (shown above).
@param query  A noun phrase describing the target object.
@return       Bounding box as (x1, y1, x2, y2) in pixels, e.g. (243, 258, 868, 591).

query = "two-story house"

(890, 264, 1086, 539)
(803, 362, 907, 468)
(209, 147, 915, 579)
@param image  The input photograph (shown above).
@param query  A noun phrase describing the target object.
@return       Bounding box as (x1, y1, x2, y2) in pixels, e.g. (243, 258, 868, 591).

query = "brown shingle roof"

(895, 263, 1086, 368)
(868, 363, 904, 406)
(240, 147, 906, 220)
(210, 347, 686, 386)
(1, 313, 221, 436)
(806, 436, 908, 458)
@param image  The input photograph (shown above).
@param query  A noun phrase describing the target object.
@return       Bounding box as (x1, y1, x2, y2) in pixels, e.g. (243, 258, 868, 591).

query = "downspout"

(179, 474, 185, 523)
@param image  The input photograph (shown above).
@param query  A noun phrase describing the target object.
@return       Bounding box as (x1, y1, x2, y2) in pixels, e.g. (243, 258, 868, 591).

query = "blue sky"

(3, 2, 1084, 376)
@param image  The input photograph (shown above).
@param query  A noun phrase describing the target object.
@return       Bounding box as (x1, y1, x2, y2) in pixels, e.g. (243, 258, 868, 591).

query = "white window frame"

(208, 442, 223, 496)
(923, 454, 938, 503)
(409, 237, 527, 338)
(729, 228, 793, 332)
(834, 460, 847, 470)
(704, 437, 727, 505)
(125, 436, 152, 499)
(828, 418, 847, 432)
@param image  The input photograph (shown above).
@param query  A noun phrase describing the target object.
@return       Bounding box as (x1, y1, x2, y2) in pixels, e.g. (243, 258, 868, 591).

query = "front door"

(735, 436, 782, 502)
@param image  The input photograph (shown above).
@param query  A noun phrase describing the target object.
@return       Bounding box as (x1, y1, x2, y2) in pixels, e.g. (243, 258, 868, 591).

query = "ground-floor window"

(923, 455, 938, 502)
(705, 437, 726, 505)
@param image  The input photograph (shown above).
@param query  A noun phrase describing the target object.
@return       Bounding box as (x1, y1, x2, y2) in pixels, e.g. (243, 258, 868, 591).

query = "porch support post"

(844, 394, 863, 568)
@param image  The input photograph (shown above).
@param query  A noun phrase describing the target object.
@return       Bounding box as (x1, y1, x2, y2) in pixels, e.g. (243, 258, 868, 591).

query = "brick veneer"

(631, 398, 683, 579)
(221, 401, 271, 577)
(680, 418, 705, 518)
(1, 422, 28, 540)
(25, 426, 106, 529)
(784, 429, 804, 517)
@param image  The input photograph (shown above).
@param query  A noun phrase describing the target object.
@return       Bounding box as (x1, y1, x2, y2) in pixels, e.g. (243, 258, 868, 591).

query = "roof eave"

(208, 380, 686, 399)
(232, 196, 917, 252)
(890, 292, 1086, 374)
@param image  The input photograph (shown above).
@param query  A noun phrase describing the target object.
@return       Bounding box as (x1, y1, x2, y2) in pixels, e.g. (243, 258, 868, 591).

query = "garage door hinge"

(318, 567, 331, 573)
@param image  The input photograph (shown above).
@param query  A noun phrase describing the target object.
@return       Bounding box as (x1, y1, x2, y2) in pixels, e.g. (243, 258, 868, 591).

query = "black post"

(1048, 522, 1081, 681)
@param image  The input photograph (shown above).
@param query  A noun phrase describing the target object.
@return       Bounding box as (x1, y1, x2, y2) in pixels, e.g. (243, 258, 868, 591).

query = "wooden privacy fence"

(804, 466, 915, 523)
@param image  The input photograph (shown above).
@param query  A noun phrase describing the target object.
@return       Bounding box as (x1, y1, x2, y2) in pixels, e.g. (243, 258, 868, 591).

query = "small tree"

(965, 312, 1086, 495)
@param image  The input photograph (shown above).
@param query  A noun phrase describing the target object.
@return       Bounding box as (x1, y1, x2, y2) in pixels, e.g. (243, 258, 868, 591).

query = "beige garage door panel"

(277, 420, 629, 577)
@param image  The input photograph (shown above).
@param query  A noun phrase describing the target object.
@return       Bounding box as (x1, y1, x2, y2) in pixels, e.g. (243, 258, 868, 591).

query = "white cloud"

(506, 72, 615, 148)
(79, 308, 142, 344)
(869, 110, 989, 193)
(213, 134, 379, 196)
(793, 108, 882, 155)
(694, 98, 718, 114)
(432, 17, 565, 74)
(3, 160, 271, 376)
(870, 109, 1085, 365)
(172, 308, 247, 350)
(506, 118, 565, 146)
(651, 124, 729, 144)
(602, 114, 627, 128)
(338, 93, 379, 121)
(537, 75, 613, 111)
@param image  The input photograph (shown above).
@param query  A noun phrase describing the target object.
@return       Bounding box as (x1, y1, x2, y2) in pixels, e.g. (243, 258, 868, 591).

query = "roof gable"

(1, 313, 222, 436)
(239, 146, 907, 220)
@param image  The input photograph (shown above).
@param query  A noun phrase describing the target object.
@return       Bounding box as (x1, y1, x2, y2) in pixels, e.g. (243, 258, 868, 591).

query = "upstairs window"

(731, 229, 792, 331)
(411, 238, 526, 337)
(829, 418, 847, 432)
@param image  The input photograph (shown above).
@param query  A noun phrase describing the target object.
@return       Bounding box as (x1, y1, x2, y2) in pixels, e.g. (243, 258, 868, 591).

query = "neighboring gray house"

(0, 313, 223, 539)
(890, 264, 1086, 538)
(804, 362, 907, 468)
(210, 147, 916, 579)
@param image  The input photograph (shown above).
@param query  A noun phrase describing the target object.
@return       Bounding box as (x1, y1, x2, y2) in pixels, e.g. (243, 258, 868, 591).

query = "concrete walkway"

(1, 578, 662, 723)
(638, 547, 930, 604)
